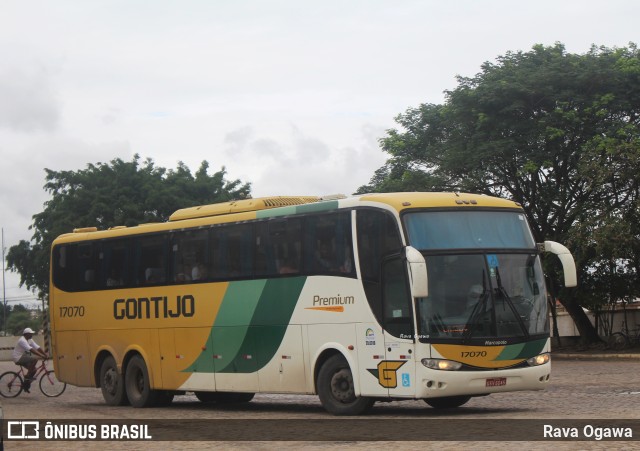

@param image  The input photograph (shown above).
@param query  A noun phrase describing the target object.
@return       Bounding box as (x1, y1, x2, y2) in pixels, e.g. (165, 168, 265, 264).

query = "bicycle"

(607, 323, 640, 351)
(0, 359, 66, 398)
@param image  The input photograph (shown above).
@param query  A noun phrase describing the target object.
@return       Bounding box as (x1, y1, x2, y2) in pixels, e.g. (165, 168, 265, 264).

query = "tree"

(4, 304, 43, 336)
(7, 155, 251, 300)
(359, 43, 640, 344)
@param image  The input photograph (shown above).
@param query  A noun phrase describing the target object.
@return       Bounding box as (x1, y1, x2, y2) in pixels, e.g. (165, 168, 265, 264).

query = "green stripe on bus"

(216, 276, 307, 372)
(213, 280, 267, 327)
(495, 339, 546, 361)
(256, 206, 298, 218)
(255, 201, 339, 219)
(183, 277, 306, 374)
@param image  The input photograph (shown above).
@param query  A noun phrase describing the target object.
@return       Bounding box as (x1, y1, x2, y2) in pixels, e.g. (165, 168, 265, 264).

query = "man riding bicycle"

(12, 328, 48, 393)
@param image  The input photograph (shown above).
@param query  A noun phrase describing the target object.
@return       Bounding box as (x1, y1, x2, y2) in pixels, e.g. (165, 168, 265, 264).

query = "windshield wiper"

(494, 267, 529, 338)
(463, 270, 489, 342)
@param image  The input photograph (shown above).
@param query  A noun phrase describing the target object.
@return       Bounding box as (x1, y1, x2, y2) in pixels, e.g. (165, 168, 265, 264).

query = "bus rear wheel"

(125, 355, 159, 408)
(100, 356, 128, 406)
(424, 395, 471, 409)
(317, 354, 374, 415)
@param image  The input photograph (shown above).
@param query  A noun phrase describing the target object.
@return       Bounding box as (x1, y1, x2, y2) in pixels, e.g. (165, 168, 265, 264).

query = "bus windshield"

(404, 210, 547, 343)
(404, 210, 535, 250)
(414, 253, 548, 342)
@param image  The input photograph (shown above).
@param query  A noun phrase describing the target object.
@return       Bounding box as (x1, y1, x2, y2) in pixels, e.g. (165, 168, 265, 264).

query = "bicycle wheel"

(608, 332, 630, 350)
(0, 371, 23, 398)
(39, 370, 66, 397)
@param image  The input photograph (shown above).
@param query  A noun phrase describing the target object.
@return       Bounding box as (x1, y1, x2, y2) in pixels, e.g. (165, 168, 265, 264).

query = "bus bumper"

(415, 361, 551, 399)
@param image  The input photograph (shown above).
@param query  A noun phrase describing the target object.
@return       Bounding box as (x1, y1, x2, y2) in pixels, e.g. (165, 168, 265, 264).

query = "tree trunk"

(560, 293, 602, 345)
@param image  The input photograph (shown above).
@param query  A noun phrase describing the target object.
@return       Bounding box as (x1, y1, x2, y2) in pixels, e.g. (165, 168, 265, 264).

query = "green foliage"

(1, 304, 44, 336)
(7, 155, 251, 299)
(360, 43, 640, 342)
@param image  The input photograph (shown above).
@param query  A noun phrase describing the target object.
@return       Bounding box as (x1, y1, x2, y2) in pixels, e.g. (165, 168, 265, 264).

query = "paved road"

(1, 357, 639, 449)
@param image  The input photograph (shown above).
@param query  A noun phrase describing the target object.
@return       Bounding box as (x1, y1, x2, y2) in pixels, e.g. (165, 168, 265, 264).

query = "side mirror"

(538, 241, 577, 287)
(405, 246, 429, 298)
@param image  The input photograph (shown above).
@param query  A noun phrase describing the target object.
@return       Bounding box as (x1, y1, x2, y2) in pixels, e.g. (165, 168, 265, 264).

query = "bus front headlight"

(526, 353, 550, 366)
(421, 358, 462, 371)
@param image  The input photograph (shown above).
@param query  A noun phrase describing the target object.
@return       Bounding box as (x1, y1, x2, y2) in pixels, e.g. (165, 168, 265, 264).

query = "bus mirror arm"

(405, 246, 429, 298)
(538, 241, 578, 287)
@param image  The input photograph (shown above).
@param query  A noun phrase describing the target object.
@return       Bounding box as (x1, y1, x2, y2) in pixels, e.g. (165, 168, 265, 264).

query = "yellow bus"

(49, 192, 576, 415)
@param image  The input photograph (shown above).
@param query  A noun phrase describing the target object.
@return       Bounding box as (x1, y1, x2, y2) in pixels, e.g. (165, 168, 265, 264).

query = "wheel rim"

(330, 368, 355, 403)
(104, 367, 118, 394)
(132, 367, 144, 395)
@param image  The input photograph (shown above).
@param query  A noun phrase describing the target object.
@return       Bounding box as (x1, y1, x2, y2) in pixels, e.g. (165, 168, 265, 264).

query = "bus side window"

(382, 256, 413, 339)
(77, 243, 97, 291)
(269, 218, 302, 276)
(357, 209, 403, 326)
(101, 239, 129, 288)
(211, 223, 253, 280)
(136, 235, 167, 285)
(304, 211, 355, 276)
(53, 244, 75, 292)
(255, 222, 275, 277)
(172, 229, 208, 283)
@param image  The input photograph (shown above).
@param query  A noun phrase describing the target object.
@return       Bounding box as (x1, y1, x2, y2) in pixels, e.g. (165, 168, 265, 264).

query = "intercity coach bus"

(49, 192, 576, 415)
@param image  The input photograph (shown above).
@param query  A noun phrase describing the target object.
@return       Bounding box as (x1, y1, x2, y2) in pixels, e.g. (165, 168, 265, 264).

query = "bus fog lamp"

(421, 358, 462, 371)
(526, 353, 550, 366)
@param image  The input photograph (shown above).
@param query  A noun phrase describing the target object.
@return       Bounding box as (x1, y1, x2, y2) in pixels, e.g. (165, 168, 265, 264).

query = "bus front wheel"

(317, 354, 374, 415)
(100, 356, 128, 406)
(125, 355, 158, 408)
(424, 395, 471, 409)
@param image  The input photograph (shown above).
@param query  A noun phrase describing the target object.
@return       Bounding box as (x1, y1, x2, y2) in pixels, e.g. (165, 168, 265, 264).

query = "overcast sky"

(1, 0, 638, 304)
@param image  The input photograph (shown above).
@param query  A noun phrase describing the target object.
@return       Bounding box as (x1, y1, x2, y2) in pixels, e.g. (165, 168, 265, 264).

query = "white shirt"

(12, 336, 40, 363)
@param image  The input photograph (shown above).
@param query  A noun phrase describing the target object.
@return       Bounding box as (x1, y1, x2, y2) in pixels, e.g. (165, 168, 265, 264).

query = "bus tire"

(125, 355, 158, 408)
(424, 395, 471, 409)
(317, 354, 374, 415)
(99, 356, 128, 406)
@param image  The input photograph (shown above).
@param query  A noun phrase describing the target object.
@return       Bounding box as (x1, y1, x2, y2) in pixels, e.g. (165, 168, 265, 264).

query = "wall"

(0, 334, 46, 362)
(551, 305, 640, 337)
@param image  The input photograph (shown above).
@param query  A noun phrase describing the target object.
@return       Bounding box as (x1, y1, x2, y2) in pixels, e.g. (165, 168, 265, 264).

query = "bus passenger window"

(106, 268, 123, 287)
(136, 236, 167, 286)
(77, 243, 97, 291)
(171, 230, 208, 283)
(269, 219, 302, 277)
(304, 212, 354, 277)
(211, 223, 253, 280)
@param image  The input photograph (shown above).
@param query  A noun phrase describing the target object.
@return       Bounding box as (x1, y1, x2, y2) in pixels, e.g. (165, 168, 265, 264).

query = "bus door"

(381, 255, 416, 397)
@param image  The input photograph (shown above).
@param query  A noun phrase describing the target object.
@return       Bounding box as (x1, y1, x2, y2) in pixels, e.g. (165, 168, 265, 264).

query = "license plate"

(486, 377, 507, 387)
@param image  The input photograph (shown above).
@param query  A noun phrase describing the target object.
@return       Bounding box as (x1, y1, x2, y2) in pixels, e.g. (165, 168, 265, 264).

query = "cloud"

(0, 65, 60, 133)
(224, 126, 255, 153)
(219, 121, 387, 197)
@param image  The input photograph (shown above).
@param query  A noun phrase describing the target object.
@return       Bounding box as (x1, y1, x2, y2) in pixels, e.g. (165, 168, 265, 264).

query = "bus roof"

(357, 192, 520, 210)
(169, 196, 321, 221)
(53, 192, 521, 244)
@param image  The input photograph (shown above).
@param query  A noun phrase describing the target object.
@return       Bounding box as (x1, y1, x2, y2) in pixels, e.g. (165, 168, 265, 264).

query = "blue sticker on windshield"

(487, 254, 499, 277)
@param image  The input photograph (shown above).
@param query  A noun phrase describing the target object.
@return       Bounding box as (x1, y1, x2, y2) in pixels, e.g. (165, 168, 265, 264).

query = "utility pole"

(2, 228, 6, 335)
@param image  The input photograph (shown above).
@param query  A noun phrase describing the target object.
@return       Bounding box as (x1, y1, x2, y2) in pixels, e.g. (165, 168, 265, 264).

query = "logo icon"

(367, 361, 407, 388)
(402, 373, 411, 387)
(8, 421, 40, 439)
(365, 328, 376, 345)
